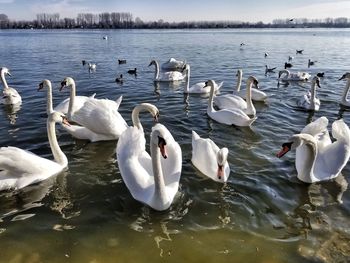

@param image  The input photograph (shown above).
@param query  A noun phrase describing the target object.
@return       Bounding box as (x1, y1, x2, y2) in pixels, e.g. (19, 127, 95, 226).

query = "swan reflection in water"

(2, 103, 21, 124)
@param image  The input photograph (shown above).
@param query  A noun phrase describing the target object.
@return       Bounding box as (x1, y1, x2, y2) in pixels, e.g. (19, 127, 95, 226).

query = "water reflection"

(2, 103, 21, 124)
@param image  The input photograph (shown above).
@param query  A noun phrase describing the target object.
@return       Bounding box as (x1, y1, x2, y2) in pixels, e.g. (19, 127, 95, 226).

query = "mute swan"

(1, 67, 22, 105)
(278, 69, 311, 82)
(214, 76, 258, 116)
(277, 117, 350, 183)
(235, 69, 267, 102)
(206, 80, 257, 127)
(191, 131, 230, 183)
(60, 77, 128, 141)
(0, 111, 68, 191)
(339, 72, 350, 107)
(161, 58, 187, 71)
(184, 64, 223, 94)
(297, 76, 321, 111)
(149, 60, 186, 82)
(117, 104, 182, 211)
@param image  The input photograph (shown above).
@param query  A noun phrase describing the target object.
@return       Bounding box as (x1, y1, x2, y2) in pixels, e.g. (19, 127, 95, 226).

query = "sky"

(1, 0, 350, 23)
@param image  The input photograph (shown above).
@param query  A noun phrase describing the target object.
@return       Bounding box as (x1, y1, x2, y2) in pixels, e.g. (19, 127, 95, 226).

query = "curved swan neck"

(47, 117, 68, 167)
(154, 61, 160, 80)
(208, 82, 215, 112)
(131, 104, 152, 131)
(0, 70, 9, 90)
(297, 135, 318, 182)
(45, 82, 54, 114)
(245, 79, 255, 114)
(185, 65, 191, 93)
(150, 137, 167, 205)
(310, 80, 317, 107)
(67, 81, 76, 120)
(341, 79, 350, 103)
(236, 71, 242, 92)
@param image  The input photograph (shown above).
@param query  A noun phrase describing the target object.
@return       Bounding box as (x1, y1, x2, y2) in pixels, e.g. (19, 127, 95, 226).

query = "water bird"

(116, 103, 182, 211)
(0, 111, 68, 191)
(264, 52, 269, 58)
(191, 130, 230, 183)
(240, 42, 246, 47)
(184, 64, 222, 93)
(339, 72, 350, 107)
(161, 58, 187, 71)
(1, 67, 22, 105)
(115, 74, 123, 83)
(296, 49, 304, 54)
(127, 68, 137, 75)
(277, 116, 350, 183)
(288, 56, 294, 62)
(284, 62, 293, 69)
(88, 62, 97, 72)
(205, 80, 257, 127)
(103, 36, 108, 40)
(278, 69, 311, 82)
(235, 69, 267, 101)
(308, 59, 317, 68)
(118, 59, 127, 64)
(265, 65, 276, 74)
(149, 60, 186, 82)
(317, 72, 325, 78)
(82, 60, 87, 66)
(297, 76, 321, 111)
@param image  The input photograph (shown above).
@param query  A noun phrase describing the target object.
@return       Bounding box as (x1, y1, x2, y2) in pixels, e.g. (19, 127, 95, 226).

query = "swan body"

(278, 69, 311, 82)
(297, 76, 321, 111)
(277, 117, 350, 183)
(149, 60, 186, 82)
(185, 64, 223, 93)
(0, 111, 68, 191)
(235, 69, 267, 102)
(53, 93, 99, 115)
(214, 76, 258, 116)
(339, 72, 350, 107)
(117, 104, 182, 211)
(1, 67, 22, 105)
(206, 80, 257, 127)
(60, 77, 128, 141)
(191, 131, 230, 183)
(161, 58, 187, 71)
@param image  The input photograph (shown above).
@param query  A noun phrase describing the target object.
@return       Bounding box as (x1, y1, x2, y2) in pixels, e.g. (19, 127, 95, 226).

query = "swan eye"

(158, 136, 166, 146)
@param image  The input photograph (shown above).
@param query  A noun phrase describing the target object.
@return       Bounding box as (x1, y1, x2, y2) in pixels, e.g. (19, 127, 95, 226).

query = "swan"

(1, 67, 22, 105)
(191, 130, 230, 183)
(214, 75, 258, 116)
(161, 58, 187, 71)
(206, 80, 257, 127)
(0, 111, 68, 191)
(116, 103, 182, 211)
(278, 69, 311, 82)
(339, 72, 350, 107)
(184, 64, 223, 94)
(60, 77, 128, 141)
(277, 117, 350, 183)
(149, 60, 186, 82)
(235, 69, 267, 102)
(297, 76, 321, 111)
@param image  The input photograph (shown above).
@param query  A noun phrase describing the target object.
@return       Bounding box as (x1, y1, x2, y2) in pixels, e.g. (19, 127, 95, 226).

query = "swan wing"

(214, 94, 247, 110)
(54, 95, 94, 115)
(208, 108, 256, 126)
(161, 71, 185, 81)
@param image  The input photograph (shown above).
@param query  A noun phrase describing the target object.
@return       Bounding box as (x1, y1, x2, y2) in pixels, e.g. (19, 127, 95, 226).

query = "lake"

(1, 28, 350, 263)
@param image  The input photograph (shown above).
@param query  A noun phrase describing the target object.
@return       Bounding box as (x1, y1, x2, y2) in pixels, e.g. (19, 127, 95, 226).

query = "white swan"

(191, 131, 230, 183)
(235, 69, 267, 102)
(161, 58, 187, 71)
(184, 64, 223, 94)
(0, 111, 68, 191)
(1, 67, 22, 105)
(214, 75, 258, 116)
(297, 76, 321, 111)
(278, 69, 311, 82)
(206, 80, 257, 126)
(277, 117, 350, 183)
(339, 72, 350, 107)
(117, 103, 182, 211)
(149, 60, 186, 82)
(60, 77, 128, 141)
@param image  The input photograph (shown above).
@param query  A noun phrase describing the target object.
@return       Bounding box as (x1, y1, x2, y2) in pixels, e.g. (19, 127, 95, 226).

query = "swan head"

(49, 111, 70, 126)
(312, 76, 321, 88)
(151, 125, 169, 159)
(276, 134, 315, 158)
(0, 67, 11, 77)
(339, 72, 350, 81)
(278, 69, 289, 78)
(148, 60, 157, 67)
(60, 77, 75, 91)
(236, 69, 243, 77)
(247, 76, 259, 89)
(37, 79, 51, 91)
(204, 80, 215, 89)
(216, 147, 229, 180)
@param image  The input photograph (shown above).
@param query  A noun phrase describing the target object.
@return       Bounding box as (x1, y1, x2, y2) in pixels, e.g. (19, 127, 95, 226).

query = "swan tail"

(332, 119, 350, 144)
(115, 95, 123, 109)
(217, 81, 224, 90)
(192, 130, 200, 141)
(89, 93, 96, 98)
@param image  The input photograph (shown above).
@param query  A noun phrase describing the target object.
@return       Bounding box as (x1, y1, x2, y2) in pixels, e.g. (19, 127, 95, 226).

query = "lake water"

(1, 28, 350, 263)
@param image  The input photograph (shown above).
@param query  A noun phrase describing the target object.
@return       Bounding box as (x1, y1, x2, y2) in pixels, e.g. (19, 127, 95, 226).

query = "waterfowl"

(297, 76, 321, 111)
(1, 67, 22, 105)
(149, 60, 186, 82)
(339, 72, 350, 107)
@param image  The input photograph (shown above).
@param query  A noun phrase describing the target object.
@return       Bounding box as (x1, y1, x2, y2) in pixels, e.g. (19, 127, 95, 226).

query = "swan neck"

(208, 83, 215, 112)
(342, 79, 350, 103)
(297, 137, 317, 182)
(150, 137, 167, 205)
(0, 71, 9, 90)
(67, 82, 76, 120)
(310, 81, 317, 107)
(47, 118, 68, 167)
(185, 66, 190, 93)
(245, 80, 255, 114)
(131, 105, 150, 131)
(46, 82, 54, 114)
(154, 61, 160, 80)
(236, 73, 242, 92)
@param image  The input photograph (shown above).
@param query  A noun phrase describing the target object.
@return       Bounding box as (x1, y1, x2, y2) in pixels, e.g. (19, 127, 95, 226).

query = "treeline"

(0, 12, 350, 29)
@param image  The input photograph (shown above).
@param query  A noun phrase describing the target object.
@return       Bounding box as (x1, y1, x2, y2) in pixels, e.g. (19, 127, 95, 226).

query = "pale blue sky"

(1, 0, 350, 22)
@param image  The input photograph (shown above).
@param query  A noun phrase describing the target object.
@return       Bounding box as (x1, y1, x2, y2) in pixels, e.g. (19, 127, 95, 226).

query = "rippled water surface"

(1, 28, 350, 262)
